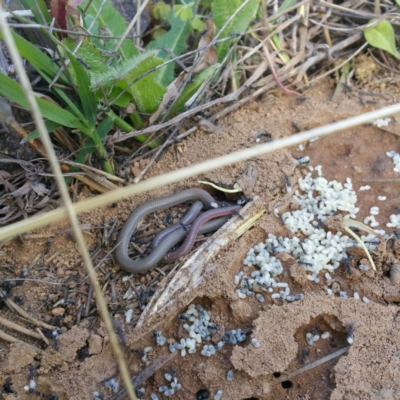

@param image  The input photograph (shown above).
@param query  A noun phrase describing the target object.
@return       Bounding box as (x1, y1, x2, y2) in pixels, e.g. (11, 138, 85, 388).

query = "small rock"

(64, 315, 73, 324)
(289, 263, 308, 286)
(52, 307, 65, 316)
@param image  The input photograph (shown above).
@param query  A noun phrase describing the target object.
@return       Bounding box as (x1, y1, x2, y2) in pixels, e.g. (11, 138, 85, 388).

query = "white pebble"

(326, 289, 333, 296)
(378, 196, 387, 201)
(359, 185, 371, 191)
(251, 338, 261, 348)
(321, 332, 330, 339)
(354, 292, 360, 299)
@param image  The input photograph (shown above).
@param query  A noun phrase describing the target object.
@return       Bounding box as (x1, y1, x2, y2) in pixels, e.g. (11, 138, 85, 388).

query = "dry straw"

(1, 102, 400, 241)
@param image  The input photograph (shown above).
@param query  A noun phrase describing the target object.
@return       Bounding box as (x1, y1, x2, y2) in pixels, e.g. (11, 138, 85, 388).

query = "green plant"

(364, 19, 400, 59)
(0, 0, 264, 177)
(212, 0, 260, 61)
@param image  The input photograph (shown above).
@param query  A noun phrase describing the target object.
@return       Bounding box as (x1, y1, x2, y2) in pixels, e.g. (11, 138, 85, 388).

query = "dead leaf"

(193, 20, 218, 74)
(31, 182, 49, 196)
(148, 20, 217, 125)
(10, 181, 32, 197)
(148, 72, 187, 125)
(0, 170, 11, 179)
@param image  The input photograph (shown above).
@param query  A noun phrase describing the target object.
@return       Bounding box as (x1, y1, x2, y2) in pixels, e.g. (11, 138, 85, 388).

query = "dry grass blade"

(113, 0, 150, 52)
(2, 102, 400, 241)
(0, 8, 137, 400)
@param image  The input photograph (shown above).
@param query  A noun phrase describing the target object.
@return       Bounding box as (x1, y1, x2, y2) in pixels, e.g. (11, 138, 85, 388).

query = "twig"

(133, 121, 186, 183)
(0, 315, 45, 342)
(0, 290, 55, 330)
(6, 23, 128, 39)
(0, 327, 40, 351)
(272, 347, 350, 385)
(112, 352, 177, 400)
(84, 282, 93, 317)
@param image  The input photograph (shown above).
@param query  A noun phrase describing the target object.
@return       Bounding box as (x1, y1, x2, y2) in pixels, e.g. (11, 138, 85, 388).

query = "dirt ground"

(1, 75, 400, 400)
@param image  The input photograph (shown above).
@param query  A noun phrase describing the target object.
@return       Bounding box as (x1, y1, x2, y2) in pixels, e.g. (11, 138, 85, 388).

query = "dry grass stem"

(2, 102, 400, 241)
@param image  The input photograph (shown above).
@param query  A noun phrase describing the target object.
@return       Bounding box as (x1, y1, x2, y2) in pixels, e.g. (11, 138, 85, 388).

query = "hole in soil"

(196, 389, 210, 399)
(2, 377, 13, 394)
(76, 340, 90, 361)
(281, 380, 293, 389)
(273, 372, 281, 378)
(292, 314, 349, 398)
(243, 398, 259, 400)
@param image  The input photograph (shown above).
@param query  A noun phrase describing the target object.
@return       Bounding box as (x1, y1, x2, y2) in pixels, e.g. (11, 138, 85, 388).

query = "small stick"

(0, 315, 44, 342)
(112, 352, 177, 400)
(133, 128, 181, 184)
(0, 290, 55, 330)
(0, 327, 40, 351)
(36, 327, 50, 346)
(272, 346, 350, 385)
(85, 282, 94, 317)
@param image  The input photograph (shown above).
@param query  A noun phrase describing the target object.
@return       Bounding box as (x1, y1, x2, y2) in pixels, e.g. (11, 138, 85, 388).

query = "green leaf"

(23, 121, 61, 143)
(153, 1, 172, 20)
(191, 17, 204, 32)
(167, 64, 219, 116)
(66, 53, 98, 127)
(364, 19, 400, 59)
(64, 38, 109, 76)
(212, 0, 260, 61)
(277, 0, 297, 13)
(174, 4, 194, 21)
(74, 117, 113, 165)
(81, 0, 138, 60)
(0, 73, 91, 134)
(19, 0, 51, 24)
(0, 31, 69, 85)
(147, 13, 190, 86)
(16, 0, 55, 48)
(93, 52, 167, 113)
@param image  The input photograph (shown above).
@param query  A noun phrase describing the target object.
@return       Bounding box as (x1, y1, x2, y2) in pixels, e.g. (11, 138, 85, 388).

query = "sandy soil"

(1, 75, 400, 400)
